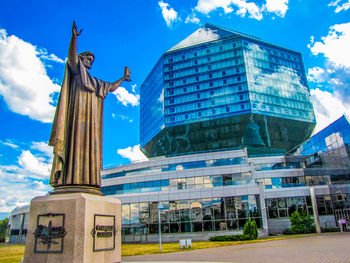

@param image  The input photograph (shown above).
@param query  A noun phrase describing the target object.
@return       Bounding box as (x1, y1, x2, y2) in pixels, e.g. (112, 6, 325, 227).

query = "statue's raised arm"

(68, 21, 82, 72)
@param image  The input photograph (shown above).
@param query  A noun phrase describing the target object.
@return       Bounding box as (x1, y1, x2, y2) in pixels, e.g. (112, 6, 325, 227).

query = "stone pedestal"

(23, 193, 121, 263)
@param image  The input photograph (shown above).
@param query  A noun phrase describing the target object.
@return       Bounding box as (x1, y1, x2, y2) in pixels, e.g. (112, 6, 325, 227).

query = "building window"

(183, 79, 186, 84)
(197, 103, 201, 108)
(236, 67, 239, 73)
(168, 58, 173, 63)
(183, 87, 187, 92)
(182, 55, 185, 60)
(241, 104, 244, 110)
(170, 82, 174, 87)
(197, 93, 200, 99)
(240, 95, 243, 100)
(209, 73, 213, 78)
(170, 107, 174, 113)
(185, 114, 188, 119)
(208, 65, 212, 70)
(169, 89, 174, 95)
(169, 73, 173, 78)
(198, 112, 202, 117)
(207, 49, 210, 53)
(237, 76, 241, 81)
(222, 71, 226, 76)
(226, 107, 230, 112)
(223, 79, 227, 84)
(170, 98, 174, 104)
(234, 51, 237, 56)
(220, 46, 223, 51)
(210, 82, 213, 87)
(233, 43, 236, 48)
(196, 85, 200, 90)
(196, 76, 199, 81)
(194, 60, 198, 65)
(169, 65, 173, 70)
(238, 86, 242, 91)
(207, 57, 211, 62)
(195, 68, 198, 73)
(211, 100, 215, 105)
(212, 109, 216, 114)
(170, 116, 175, 122)
(194, 52, 197, 57)
(210, 90, 214, 95)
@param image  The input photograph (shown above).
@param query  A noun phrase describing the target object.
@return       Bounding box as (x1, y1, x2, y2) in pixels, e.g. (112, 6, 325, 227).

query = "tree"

(0, 218, 9, 242)
(243, 220, 258, 240)
(288, 211, 315, 234)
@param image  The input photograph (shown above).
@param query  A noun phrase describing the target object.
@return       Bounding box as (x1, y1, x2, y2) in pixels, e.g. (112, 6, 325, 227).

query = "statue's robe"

(49, 59, 111, 188)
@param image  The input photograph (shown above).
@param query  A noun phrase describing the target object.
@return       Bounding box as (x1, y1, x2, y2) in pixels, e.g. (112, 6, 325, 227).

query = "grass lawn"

(0, 244, 25, 263)
(0, 234, 314, 262)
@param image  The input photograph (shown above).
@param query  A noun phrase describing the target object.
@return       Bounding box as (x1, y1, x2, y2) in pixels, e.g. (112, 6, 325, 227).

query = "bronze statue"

(49, 21, 131, 195)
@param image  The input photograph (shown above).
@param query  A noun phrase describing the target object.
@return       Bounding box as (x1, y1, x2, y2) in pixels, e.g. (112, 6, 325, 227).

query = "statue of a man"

(49, 21, 131, 195)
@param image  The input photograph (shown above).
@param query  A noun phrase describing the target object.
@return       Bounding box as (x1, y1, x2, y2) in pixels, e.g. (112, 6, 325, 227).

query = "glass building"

(140, 24, 315, 158)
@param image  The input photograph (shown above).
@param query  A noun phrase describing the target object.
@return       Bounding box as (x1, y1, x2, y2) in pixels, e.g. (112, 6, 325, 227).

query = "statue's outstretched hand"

(123, 66, 131, 82)
(72, 21, 83, 37)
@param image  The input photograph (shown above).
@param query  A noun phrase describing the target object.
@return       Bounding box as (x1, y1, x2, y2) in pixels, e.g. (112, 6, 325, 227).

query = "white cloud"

(185, 12, 200, 24)
(18, 150, 51, 179)
(131, 84, 137, 93)
(0, 140, 19, 149)
(0, 29, 62, 123)
(194, 0, 288, 20)
(37, 48, 66, 64)
(309, 22, 350, 68)
(307, 67, 326, 83)
(0, 174, 51, 212)
(233, 0, 263, 20)
(195, 0, 234, 14)
(112, 87, 140, 106)
(310, 88, 350, 133)
(112, 113, 133, 123)
(117, 144, 148, 162)
(329, 0, 350, 13)
(264, 0, 288, 17)
(30, 141, 53, 158)
(0, 144, 52, 212)
(158, 1, 179, 27)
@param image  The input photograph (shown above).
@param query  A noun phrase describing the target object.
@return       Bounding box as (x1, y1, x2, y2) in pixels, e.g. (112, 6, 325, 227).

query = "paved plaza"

(123, 233, 350, 263)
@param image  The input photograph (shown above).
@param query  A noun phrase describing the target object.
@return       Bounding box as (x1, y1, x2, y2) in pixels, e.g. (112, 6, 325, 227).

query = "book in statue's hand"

(124, 66, 131, 81)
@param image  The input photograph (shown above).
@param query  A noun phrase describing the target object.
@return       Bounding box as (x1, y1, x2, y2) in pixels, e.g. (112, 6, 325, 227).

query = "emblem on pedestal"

(91, 214, 116, 252)
(33, 213, 66, 253)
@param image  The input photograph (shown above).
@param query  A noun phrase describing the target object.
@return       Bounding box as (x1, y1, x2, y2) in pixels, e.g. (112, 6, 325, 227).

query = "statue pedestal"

(23, 193, 121, 263)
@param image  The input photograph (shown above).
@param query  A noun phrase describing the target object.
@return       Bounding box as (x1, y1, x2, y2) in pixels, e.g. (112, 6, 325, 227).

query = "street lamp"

(158, 202, 164, 252)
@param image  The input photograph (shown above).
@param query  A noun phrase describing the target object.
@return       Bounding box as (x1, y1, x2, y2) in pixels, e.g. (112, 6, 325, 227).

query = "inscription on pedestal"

(90, 214, 116, 252)
(33, 213, 66, 253)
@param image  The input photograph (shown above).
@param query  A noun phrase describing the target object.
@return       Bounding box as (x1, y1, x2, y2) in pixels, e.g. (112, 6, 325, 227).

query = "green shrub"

(209, 234, 251, 242)
(283, 228, 296, 235)
(322, 227, 339, 233)
(284, 211, 315, 234)
(243, 220, 259, 240)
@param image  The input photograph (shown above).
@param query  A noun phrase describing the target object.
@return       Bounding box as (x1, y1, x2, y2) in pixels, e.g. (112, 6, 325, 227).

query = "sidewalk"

(123, 233, 350, 263)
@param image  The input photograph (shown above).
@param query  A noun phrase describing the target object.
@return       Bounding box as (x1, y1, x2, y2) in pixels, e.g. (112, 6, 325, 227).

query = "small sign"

(33, 213, 66, 253)
(91, 214, 116, 252)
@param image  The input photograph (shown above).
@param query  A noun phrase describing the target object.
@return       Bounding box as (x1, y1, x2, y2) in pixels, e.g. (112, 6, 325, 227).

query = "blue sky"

(0, 0, 349, 218)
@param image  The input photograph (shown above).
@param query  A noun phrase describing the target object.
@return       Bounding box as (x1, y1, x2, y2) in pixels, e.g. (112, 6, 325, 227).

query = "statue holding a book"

(49, 21, 131, 195)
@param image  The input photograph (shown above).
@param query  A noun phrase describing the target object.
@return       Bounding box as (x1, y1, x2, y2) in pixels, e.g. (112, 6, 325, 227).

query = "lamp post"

(158, 202, 164, 252)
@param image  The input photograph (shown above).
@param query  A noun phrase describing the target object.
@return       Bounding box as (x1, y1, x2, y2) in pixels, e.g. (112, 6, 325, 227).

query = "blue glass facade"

(294, 115, 350, 155)
(140, 57, 164, 148)
(243, 38, 314, 123)
(140, 24, 315, 158)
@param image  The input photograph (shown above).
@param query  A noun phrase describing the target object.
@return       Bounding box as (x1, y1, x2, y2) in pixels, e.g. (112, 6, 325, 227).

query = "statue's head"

(78, 51, 95, 70)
